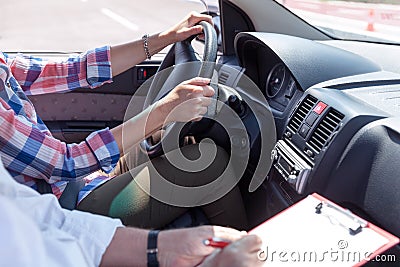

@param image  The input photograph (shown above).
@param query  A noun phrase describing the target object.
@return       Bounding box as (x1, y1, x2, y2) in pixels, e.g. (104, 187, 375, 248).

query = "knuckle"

(190, 97, 201, 105)
(175, 84, 183, 91)
(255, 235, 263, 245)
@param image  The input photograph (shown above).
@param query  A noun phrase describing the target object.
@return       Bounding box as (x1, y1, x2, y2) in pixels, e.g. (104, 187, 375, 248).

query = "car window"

(277, 0, 400, 44)
(1, 0, 206, 52)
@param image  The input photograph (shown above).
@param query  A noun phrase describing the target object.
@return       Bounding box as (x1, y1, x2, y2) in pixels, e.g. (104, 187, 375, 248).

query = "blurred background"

(2, 0, 399, 53)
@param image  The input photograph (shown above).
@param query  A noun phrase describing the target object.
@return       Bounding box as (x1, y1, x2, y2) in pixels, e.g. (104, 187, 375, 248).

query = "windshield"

(3, 0, 400, 53)
(2, 0, 206, 52)
(278, 0, 400, 44)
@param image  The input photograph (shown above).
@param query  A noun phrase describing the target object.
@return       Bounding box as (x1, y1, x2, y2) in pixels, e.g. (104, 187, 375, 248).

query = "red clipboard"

(249, 193, 399, 266)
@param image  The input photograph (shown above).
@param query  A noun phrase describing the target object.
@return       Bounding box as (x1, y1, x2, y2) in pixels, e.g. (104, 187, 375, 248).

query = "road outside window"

(1, 0, 205, 52)
(278, 0, 400, 44)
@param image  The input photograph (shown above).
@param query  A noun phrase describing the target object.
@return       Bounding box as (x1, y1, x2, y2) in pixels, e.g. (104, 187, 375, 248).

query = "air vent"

(218, 71, 229, 85)
(308, 108, 344, 153)
(288, 95, 318, 132)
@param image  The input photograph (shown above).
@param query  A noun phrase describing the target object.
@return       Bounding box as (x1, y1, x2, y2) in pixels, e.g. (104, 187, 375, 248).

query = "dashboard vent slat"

(218, 72, 230, 85)
(308, 108, 344, 153)
(288, 95, 318, 133)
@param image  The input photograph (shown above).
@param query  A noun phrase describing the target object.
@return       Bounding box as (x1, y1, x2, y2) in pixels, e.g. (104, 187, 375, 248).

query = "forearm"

(100, 227, 149, 267)
(110, 12, 211, 76)
(110, 31, 175, 76)
(111, 103, 166, 155)
(0, 102, 118, 181)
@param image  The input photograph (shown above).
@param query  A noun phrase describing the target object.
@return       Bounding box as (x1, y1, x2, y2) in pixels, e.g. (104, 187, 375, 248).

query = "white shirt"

(0, 157, 123, 267)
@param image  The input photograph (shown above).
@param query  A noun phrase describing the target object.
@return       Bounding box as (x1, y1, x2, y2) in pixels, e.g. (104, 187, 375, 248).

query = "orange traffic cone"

(366, 9, 375, 32)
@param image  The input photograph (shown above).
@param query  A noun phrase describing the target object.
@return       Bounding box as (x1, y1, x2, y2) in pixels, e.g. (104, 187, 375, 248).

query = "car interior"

(19, 0, 400, 264)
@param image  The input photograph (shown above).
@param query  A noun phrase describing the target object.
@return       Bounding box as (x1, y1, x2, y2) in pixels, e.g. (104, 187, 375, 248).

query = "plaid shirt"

(0, 46, 120, 202)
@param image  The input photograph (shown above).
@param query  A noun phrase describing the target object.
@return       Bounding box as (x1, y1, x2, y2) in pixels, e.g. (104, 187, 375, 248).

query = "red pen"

(203, 237, 231, 248)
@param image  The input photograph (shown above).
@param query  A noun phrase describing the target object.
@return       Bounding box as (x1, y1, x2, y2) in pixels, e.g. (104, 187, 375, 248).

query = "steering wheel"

(139, 21, 218, 158)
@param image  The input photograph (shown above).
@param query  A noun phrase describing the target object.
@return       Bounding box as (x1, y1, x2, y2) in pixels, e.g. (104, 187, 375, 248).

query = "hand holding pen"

(203, 237, 231, 248)
(199, 235, 264, 267)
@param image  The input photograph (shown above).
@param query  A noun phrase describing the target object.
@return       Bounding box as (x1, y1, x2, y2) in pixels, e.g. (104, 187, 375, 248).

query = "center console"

(272, 93, 345, 194)
(268, 87, 388, 201)
(260, 82, 400, 260)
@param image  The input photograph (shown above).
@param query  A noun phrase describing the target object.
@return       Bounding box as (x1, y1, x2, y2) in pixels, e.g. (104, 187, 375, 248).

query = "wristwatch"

(147, 230, 160, 267)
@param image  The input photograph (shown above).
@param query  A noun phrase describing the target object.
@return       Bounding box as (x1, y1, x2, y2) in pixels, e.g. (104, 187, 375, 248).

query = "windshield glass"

(2, 0, 206, 52)
(277, 0, 400, 44)
(3, 0, 400, 53)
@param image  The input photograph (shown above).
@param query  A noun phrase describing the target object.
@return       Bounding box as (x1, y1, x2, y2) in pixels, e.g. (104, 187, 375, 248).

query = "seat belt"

(36, 179, 85, 210)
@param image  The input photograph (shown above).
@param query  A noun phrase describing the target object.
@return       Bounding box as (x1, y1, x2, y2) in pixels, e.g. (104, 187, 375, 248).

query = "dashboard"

(226, 32, 400, 245)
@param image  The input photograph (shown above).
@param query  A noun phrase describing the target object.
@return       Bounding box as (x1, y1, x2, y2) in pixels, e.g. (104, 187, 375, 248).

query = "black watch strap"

(147, 230, 160, 267)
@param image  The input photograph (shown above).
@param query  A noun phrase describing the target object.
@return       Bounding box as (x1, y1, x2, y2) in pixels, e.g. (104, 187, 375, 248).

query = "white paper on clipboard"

(249, 193, 399, 266)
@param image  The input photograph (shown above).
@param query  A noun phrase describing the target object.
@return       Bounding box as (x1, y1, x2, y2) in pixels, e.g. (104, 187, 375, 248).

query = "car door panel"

(28, 61, 162, 143)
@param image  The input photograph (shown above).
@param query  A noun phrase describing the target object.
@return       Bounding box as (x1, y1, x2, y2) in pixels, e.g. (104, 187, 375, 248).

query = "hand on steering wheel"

(140, 19, 218, 158)
(157, 77, 215, 124)
(164, 12, 213, 43)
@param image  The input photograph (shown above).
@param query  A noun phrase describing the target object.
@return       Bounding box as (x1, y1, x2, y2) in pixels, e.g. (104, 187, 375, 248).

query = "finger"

(191, 85, 214, 98)
(186, 25, 204, 36)
(211, 226, 246, 241)
(178, 85, 208, 100)
(202, 85, 215, 97)
(197, 33, 205, 41)
(189, 85, 214, 98)
(231, 235, 263, 252)
(184, 77, 211, 86)
(196, 14, 213, 26)
(202, 15, 214, 26)
(188, 12, 213, 27)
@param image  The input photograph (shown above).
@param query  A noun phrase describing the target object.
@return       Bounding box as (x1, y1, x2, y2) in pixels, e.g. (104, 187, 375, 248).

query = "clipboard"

(249, 193, 399, 266)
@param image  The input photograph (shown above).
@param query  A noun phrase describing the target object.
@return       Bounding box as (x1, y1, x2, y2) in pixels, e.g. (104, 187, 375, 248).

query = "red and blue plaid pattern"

(0, 47, 120, 201)
(6, 47, 112, 95)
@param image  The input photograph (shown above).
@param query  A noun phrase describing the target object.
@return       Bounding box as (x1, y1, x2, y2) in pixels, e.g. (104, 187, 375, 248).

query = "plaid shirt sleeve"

(5, 46, 113, 95)
(0, 98, 120, 184)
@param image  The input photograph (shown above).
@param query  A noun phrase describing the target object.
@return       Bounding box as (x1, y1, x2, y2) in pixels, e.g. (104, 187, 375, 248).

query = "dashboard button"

(299, 124, 310, 138)
(313, 101, 327, 115)
(306, 112, 319, 126)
